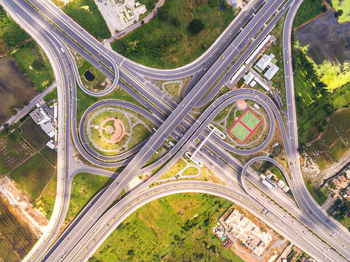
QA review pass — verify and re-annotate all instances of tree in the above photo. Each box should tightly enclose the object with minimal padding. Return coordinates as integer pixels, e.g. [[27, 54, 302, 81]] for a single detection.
[[2, 22, 30, 47], [335, 9, 343, 17], [322, 5, 327, 12], [188, 19, 204, 35]]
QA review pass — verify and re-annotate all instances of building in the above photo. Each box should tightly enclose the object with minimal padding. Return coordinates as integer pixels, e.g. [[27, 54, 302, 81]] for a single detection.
[[30, 102, 57, 149], [333, 178, 341, 187], [339, 175, 346, 183], [283, 186, 290, 193], [223, 209, 272, 256], [255, 54, 274, 72], [345, 169, 350, 179], [264, 64, 279, 80], [254, 53, 279, 81], [30, 107, 51, 125], [277, 179, 286, 189], [243, 72, 254, 85]]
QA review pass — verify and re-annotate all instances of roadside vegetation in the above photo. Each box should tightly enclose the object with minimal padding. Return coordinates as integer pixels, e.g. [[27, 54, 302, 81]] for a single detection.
[[63, 173, 110, 229], [305, 180, 329, 205], [112, 0, 237, 68], [61, 0, 111, 39], [90, 193, 243, 262], [328, 199, 350, 231]]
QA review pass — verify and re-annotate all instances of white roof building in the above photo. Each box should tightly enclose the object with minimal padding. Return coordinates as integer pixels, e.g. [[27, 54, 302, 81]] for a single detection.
[[255, 54, 274, 72], [264, 64, 279, 80], [277, 180, 286, 188], [243, 72, 254, 85], [30, 108, 51, 125], [283, 186, 290, 192], [40, 122, 55, 137]]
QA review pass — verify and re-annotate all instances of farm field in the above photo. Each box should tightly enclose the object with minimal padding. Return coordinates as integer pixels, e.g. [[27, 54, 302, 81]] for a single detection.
[[112, 0, 237, 68], [304, 108, 350, 171], [21, 118, 50, 151], [9, 154, 55, 201], [91, 193, 244, 262], [0, 133, 32, 174], [0, 197, 37, 262]]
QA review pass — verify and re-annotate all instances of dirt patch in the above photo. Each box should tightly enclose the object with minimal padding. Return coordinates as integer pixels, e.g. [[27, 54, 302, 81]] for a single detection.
[[0, 176, 48, 237], [295, 11, 350, 64], [0, 58, 37, 124]]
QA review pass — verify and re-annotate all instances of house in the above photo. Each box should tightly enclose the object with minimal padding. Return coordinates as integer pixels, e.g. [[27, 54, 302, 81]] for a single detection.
[[339, 175, 346, 183], [333, 178, 341, 187]]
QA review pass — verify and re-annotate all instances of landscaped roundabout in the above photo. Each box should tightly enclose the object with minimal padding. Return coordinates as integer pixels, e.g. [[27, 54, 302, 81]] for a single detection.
[[81, 103, 157, 157]]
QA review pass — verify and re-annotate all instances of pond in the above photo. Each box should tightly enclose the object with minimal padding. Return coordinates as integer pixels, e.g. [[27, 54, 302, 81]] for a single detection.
[[0, 58, 37, 124], [84, 70, 95, 81]]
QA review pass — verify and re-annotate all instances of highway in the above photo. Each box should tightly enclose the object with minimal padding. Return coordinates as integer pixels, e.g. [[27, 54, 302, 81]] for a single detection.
[[3, 0, 350, 261]]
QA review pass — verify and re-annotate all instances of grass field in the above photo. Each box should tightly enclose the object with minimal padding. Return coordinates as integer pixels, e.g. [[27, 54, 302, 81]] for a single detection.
[[9, 154, 55, 201], [40, 146, 57, 166], [160, 158, 188, 179], [230, 122, 251, 142], [64, 173, 110, 228], [240, 110, 261, 130], [0, 197, 37, 261], [112, 0, 237, 68], [229, 109, 261, 143], [332, 0, 350, 23], [90, 193, 243, 262], [35, 174, 57, 219], [21, 117, 49, 151], [293, 0, 322, 28], [62, 0, 111, 39]]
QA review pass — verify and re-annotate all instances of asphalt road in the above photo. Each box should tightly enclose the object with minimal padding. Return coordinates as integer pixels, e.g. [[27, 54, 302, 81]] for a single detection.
[[3, 0, 350, 261]]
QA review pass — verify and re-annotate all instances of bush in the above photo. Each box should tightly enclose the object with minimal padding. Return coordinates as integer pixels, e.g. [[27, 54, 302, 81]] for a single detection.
[[188, 19, 204, 35], [2, 22, 30, 47]]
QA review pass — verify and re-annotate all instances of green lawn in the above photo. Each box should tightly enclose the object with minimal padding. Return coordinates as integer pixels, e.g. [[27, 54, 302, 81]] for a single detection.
[[9, 154, 55, 201], [40, 147, 57, 166], [63, 0, 111, 39], [64, 173, 110, 227], [112, 0, 237, 68], [90, 193, 243, 262], [293, 0, 323, 28]]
